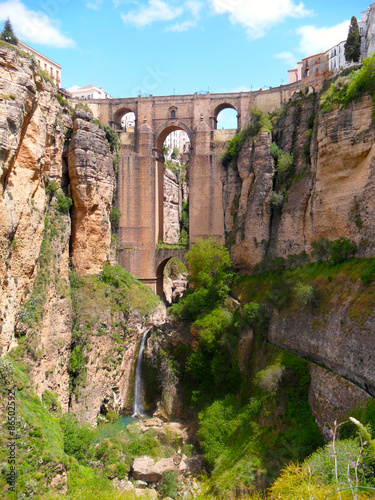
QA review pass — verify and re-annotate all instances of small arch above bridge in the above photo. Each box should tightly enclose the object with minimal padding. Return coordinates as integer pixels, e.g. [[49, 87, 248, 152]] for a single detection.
[[112, 106, 136, 130], [213, 102, 238, 130]]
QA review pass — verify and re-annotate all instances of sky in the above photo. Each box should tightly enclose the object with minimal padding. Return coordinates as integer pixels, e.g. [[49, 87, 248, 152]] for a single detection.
[[0, 0, 367, 106]]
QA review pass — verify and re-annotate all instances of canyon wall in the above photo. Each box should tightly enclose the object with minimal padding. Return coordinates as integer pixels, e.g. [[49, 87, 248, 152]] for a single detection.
[[0, 45, 164, 425], [223, 93, 375, 267], [222, 90, 375, 398]]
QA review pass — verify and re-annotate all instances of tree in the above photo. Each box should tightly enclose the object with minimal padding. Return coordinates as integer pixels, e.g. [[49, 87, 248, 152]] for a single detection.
[[345, 16, 361, 63], [1, 18, 18, 46]]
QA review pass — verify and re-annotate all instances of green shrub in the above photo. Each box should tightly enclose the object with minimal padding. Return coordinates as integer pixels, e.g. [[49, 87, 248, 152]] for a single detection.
[[331, 237, 357, 264], [45, 180, 58, 195], [270, 142, 282, 160], [159, 470, 180, 499], [42, 390, 60, 412], [311, 237, 333, 262], [266, 276, 293, 310], [198, 395, 238, 469], [360, 258, 375, 284], [109, 206, 121, 231], [242, 302, 269, 333], [269, 191, 284, 211], [60, 414, 95, 465], [222, 108, 270, 168], [56, 190, 73, 213], [276, 151, 294, 186], [0, 358, 14, 387], [294, 282, 318, 307]]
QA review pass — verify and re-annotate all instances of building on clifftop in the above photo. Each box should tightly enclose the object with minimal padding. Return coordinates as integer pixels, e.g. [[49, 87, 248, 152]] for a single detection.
[[18, 41, 61, 86], [68, 84, 112, 100]]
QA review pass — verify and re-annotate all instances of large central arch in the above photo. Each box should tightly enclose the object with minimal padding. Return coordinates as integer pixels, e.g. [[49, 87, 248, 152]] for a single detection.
[[155, 121, 193, 245]]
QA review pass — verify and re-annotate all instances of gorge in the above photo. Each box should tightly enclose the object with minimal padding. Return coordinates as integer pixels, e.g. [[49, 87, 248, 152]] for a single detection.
[[1, 42, 375, 499]]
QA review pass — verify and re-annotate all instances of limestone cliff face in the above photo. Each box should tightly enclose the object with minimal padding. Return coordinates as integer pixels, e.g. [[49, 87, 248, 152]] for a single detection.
[[0, 46, 68, 355], [0, 46, 147, 422], [274, 94, 375, 257], [223, 93, 375, 268], [222, 130, 274, 268], [69, 109, 115, 275]]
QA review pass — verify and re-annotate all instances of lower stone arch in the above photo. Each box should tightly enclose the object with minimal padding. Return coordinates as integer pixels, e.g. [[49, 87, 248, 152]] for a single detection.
[[155, 249, 187, 299]]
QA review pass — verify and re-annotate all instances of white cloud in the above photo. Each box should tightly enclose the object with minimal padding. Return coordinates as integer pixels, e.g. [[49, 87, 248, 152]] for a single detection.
[[166, 19, 197, 31], [0, 0, 75, 48], [86, 0, 104, 10], [121, 0, 183, 27], [208, 0, 312, 39], [165, 1, 202, 31], [275, 51, 297, 66], [296, 21, 349, 56]]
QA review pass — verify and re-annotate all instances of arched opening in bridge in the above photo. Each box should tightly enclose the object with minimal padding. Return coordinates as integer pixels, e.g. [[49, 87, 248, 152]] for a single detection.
[[156, 126, 191, 247], [113, 108, 136, 132], [214, 103, 238, 130], [156, 257, 187, 302]]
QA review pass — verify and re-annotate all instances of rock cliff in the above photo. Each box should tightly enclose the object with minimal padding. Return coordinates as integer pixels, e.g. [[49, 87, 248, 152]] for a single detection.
[[223, 92, 375, 268], [0, 45, 163, 425]]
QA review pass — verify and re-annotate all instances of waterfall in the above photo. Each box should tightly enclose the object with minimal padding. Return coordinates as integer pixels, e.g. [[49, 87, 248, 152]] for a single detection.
[[132, 329, 150, 417]]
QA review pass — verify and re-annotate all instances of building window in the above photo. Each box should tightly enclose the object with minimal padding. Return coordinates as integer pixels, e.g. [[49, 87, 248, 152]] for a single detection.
[[56, 71, 59, 81], [37, 59, 40, 66], [171, 110, 176, 118], [50, 67, 53, 76]]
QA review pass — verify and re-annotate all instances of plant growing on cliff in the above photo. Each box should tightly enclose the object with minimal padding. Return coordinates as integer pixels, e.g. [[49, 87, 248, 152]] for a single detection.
[[170, 237, 233, 320], [109, 206, 121, 231], [56, 190, 73, 213], [221, 108, 270, 169], [345, 16, 361, 63], [0, 18, 18, 46], [321, 53, 375, 119]]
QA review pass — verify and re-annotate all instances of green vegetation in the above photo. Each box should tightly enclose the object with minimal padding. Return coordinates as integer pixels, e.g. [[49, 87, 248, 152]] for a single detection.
[[0, 18, 18, 46], [69, 263, 160, 397], [321, 54, 375, 118], [16, 206, 70, 357], [38, 68, 55, 86], [109, 206, 121, 231], [345, 16, 361, 63], [0, 357, 183, 499], [221, 107, 271, 168], [170, 237, 233, 321]]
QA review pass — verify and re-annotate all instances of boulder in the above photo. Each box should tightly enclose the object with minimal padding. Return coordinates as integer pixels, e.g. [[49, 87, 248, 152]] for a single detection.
[[132, 456, 176, 482]]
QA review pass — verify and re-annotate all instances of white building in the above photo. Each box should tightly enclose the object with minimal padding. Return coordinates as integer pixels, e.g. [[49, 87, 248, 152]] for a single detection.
[[164, 130, 190, 155], [18, 41, 61, 86], [69, 84, 112, 100], [327, 41, 347, 72]]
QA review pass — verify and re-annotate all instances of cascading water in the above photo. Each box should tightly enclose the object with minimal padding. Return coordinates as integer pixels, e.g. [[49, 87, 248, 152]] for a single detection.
[[132, 329, 150, 417]]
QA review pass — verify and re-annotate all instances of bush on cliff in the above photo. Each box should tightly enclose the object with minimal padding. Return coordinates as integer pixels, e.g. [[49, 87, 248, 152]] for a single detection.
[[221, 107, 271, 168], [170, 237, 233, 320]]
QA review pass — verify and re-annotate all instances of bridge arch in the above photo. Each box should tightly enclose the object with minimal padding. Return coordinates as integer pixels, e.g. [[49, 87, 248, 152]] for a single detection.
[[213, 102, 238, 130], [155, 121, 193, 151], [155, 122, 192, 245], [155, 249, 187, 299], [113, 106, 136, 131]]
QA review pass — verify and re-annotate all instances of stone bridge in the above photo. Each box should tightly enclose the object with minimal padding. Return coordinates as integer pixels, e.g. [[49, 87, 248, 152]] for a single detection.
[[86, 83, 301, 295]]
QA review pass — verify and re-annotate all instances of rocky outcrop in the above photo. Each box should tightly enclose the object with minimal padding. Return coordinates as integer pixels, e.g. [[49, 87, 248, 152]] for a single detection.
[[222, 93, 375, 268], [221, 130, 274, 269], [0, 46, 69, 355], [309, 364, 370, 440], [68, 109, 115, 275], [267, 279, 375, 397]]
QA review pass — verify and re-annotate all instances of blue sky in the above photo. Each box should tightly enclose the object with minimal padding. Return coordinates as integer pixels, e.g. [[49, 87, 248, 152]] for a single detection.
[[0, 0, 367, 100]]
